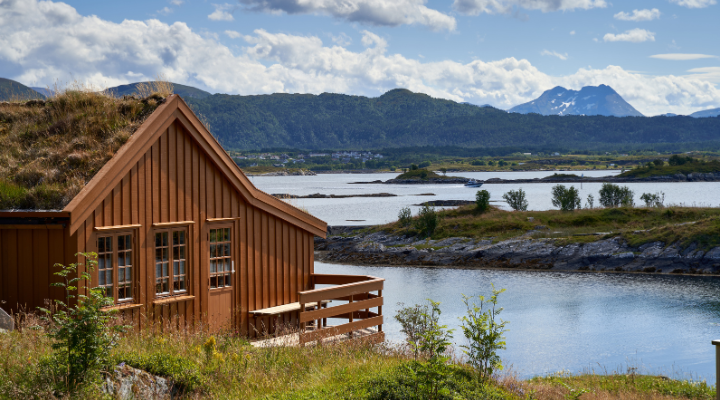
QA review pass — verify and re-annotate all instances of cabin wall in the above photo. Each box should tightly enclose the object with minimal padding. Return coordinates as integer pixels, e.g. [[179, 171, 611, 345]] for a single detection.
[[78, 120, 314, 335], [0, 226, 76, 315]]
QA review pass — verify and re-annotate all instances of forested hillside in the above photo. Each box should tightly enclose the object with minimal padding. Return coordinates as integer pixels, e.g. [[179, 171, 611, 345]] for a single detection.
[[185, 89, 720, 151]]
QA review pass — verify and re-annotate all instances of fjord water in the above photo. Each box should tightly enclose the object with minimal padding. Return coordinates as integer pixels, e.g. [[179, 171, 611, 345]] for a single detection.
[[250, 170, 720, 226], [252, 171, 720, 382], [316, 262, 720, 383]]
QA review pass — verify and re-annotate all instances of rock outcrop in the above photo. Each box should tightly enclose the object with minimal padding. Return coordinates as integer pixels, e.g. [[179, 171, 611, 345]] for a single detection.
[[316, 229, 720, 274]]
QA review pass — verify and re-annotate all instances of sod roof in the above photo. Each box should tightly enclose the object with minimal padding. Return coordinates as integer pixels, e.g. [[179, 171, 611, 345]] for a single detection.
[[0, 91, 168, 210]]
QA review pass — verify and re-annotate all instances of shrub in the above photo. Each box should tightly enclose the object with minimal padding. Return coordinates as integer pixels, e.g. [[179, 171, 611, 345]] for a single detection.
[[398, 206, 413, 227], [459, 285, 508, 381], [39, 253, 127, 394], [408, 300, 455, 400], [487, 160, 496, 166], [497, 160, 507, 167], [669, 154, 694, 166], [585, 194, 595, 209], [598, 183, 634, 208], [418, 161, 431, 168], [551, 185, 582, 211], [653, 159, 664, 167], [640, 192, 665, 208], [501, 189, 528, 211], [470, 160, 486, 166], [475, 190, 491, 213], [415, 204, 439, 237], [410, 164, 419, 170]]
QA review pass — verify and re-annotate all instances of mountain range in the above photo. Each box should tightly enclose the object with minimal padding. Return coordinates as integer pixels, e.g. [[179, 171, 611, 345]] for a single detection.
[[509, 85, 644, 117]]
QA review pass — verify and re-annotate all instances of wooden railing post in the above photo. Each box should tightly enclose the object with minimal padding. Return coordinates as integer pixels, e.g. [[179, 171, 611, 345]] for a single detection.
[[349, 295, 354, 338], [378, 289, 383, 333], [713, 340, 720, 400], [300, 302, 306, 347]]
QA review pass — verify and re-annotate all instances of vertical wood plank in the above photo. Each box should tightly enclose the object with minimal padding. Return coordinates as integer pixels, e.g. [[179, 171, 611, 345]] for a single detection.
[[152, 142, 160, 224], [33, 230, 49, 309], [192, 143, 201, 319], [246, 206, 255, 332], [18, 230, 33, 309], [177, 127, 185, 222], [239, 201, 248, 336], [138, 154, 148, 309], [160, 129, 169, 223], [261, 213, 269, 308], [168, 123, 177, 222], [184, 131, 192, 223], [206, 157, 214, 219], [199, 152, 208, 321], [215, 173, 222, 219], [131, 165, 139, 225], [145, 152, 154, 311], [122, 174, 130, 225], [3, 231, 18, 310], [275, 219, 282, 306], [113, 184, 121, 226], [283, 223, 290, 305], [48, 229, 65, 302], [253, 209, 261, 311], [268, 216, 276, 307]]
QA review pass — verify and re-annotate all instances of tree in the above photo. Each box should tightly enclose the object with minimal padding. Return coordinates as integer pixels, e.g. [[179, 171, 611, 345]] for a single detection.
[[460, 285, 508, 381], [475, 190, 491, 213], [502, 189, 528, 211], [551, 185, 581, 211], [415, 204, 439, 237], [653, 159, 664, 167], [439, 167, 447, 176], [640, 192, 665, 208], [586, 194, 595, 209], [410, 164, 419, 170], [398, 206, 412, 227], [598, 183, 634, 208]]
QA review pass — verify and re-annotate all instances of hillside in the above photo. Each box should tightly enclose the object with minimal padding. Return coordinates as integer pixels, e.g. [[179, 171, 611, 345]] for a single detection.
[[0, 78, 45, 101], [509, 85, 644, 117], [184, 88, 720, 151], [107, 81, 212, 99], [691, 108, 720, 118]]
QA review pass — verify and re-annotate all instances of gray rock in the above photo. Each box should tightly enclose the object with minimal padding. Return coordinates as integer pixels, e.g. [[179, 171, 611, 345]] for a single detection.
[[103, 365, 175, 400]]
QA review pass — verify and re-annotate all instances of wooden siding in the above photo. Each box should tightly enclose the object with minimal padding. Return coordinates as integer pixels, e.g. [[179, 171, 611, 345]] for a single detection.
[[73, 120, 315, 335]]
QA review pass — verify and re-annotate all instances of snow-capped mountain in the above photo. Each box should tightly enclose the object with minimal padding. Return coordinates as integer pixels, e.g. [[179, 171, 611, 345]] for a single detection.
[[690, 108, 720, 118], [509, 85, 644, 117]]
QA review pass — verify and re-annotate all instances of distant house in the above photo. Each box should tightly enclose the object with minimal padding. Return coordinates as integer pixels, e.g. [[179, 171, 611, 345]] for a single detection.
[[0, 94, 384, 340]]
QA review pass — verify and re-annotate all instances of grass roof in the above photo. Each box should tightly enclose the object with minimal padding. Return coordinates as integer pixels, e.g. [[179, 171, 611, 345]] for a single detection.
[[0, 83, 172, 210]]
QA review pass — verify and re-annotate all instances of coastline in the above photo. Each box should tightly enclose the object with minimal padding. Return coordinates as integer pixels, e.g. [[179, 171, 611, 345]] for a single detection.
[[315, 225, 720, 276]]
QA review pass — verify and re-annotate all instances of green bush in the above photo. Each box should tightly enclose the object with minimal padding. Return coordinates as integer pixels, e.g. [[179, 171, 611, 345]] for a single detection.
[[598, 183, 634, 208], [470, 160, 486, 166], [398, 207, 413, 227], [459, 286, 508, 381], [414, 205, 439, 237], [501, 189, 528, 211], [640, 192, 665, 208], [551, 185, 582, 211], [475, 190, 491, 213], [39, 253, 128, 394]]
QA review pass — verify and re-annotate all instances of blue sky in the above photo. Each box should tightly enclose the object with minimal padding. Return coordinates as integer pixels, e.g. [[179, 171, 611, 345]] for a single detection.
[[1, 0, 719, 115]]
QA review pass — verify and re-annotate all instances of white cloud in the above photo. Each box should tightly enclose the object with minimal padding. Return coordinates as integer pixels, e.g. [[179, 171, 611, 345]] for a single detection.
[[209, 3, 235, 21], [651, 53, 717, 60], [169, 0, 184, 5], [453, 0, 606, 15], [329, 32, 352, 47], [157, 6, 173, 15], [669, 0, 716, 8], [604, 28, 655, 43], [225, 30, 242, 39], [686, 67, 720, 83], [237, 0, 456, 31], [614, 8, 661, 21], [2, 0, 719, 116], [541, 50, 568, 60], [570, 30, 576, 35]]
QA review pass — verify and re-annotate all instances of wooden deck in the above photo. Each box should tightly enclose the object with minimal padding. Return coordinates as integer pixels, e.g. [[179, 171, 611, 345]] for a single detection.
[[251, 327, 384, 348]]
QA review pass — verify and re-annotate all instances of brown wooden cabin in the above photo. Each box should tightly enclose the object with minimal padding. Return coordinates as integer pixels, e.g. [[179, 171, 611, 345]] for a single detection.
[[0, 95, 383, 342]]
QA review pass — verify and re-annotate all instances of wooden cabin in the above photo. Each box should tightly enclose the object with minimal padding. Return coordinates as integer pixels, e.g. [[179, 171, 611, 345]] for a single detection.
[[0, 94, 383, 341]]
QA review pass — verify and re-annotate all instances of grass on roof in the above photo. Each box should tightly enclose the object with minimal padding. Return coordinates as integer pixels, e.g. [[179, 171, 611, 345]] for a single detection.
[[0, 82, 172, 210]]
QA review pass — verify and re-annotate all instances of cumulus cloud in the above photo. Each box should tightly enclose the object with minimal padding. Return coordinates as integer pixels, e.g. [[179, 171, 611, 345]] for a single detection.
[[2, 0, 719, 116], [541, 50, 568, 60], [453, 0, 606, 15], [614, 8, 661, 21], [604, 28, 655, 43], [225, 30, 242, 38], [669, 0, 716, 8], [157, 7, 173, 15], [237, 0, 456, 31], [169, 0, 184, 5], [209, 3, 235, 21], [570, 30, 576, 35], [686, 67, 720, 83], [651, 53, 717, 60]]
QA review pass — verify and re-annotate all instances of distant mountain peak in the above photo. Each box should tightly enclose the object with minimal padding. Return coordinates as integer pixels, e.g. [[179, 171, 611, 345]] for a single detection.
[[509, 84, 643, 117], [690, 107, 720, 118]]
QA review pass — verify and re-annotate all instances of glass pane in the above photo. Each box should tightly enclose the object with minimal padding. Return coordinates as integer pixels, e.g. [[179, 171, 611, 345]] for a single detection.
[[178, 246, 185, 260], [173, 231, 179, 246], [210, 230, 216, 243], [99, 270, 105, 285], [126, 235, 132, 250], [179, 231, 185, 244], [127, 267, 133, 282], [155, 233, 162, 247], [106, 237, 112, 252], [174, 261, 179, 275], [173, 279, 180, 291], [210, 276, 217, 288], [126, 252, 131, 267], [155, 248, 162, 263], [163, 264, 168, 277], [210, 260, 216, 273], [162, 232, 168, 247], [173, 246, 179, 261], [224, 243, 230, 257], [162, 248, 168, 262], [118, 253, 125, 267], [118, 236, 125, 251], [107, 272, 113, 285], [98, 237, 105, 252], [178, 278, 185, 291], [163, 280, 169, 293], [155, 283, 162, 294], [118, 286, 125, 299], [98, 257, 105, 269], [156, 264, 162, 278], [225, 274, 231, 287], [179, 261, 185, 274], [210, 244, 216, 258], [226, 228, 230, 241]]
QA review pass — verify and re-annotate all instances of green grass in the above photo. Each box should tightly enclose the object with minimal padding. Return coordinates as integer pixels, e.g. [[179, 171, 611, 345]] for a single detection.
[[619, 161, 720, 178], [377, 205, 720, 250]]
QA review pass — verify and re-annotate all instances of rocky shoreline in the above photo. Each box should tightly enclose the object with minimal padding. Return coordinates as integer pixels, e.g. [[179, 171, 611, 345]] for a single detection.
[[315, 226, 720, 275]]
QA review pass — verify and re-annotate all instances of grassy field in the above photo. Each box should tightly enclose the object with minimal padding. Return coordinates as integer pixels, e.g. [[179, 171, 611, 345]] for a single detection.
[[618, 161, 720, 178], [0, 316, 714, 399], [378, 205, 720, 250]]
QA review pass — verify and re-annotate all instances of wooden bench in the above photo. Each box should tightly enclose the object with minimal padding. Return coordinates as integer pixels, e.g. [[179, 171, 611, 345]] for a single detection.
[[249, 300, 331, 334]]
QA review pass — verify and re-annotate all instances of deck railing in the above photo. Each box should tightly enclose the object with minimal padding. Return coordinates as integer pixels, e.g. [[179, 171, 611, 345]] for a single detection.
[[298, 274, 384, 346]]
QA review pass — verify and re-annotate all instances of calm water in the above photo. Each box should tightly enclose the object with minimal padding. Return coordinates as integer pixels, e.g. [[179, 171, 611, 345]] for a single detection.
[[250, 171, 720, 226], [252, 172, 720, 382], [317, 262, 720, 383]]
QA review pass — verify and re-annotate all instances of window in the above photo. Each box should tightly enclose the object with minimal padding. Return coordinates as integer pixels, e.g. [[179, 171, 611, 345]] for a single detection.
[[96, 233, 134, 303], [155, 229, 187, 296], [209, 227, 232, 289]]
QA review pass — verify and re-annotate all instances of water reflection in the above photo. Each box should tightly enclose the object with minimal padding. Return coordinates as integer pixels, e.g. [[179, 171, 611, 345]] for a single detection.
[[316, 262, 720, 382]]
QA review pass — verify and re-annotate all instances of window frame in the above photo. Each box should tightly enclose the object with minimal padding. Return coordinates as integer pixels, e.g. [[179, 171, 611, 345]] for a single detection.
[[95, 230, 136, 305], [153, 227, 190, 298], [207, 224, 234, 290]]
